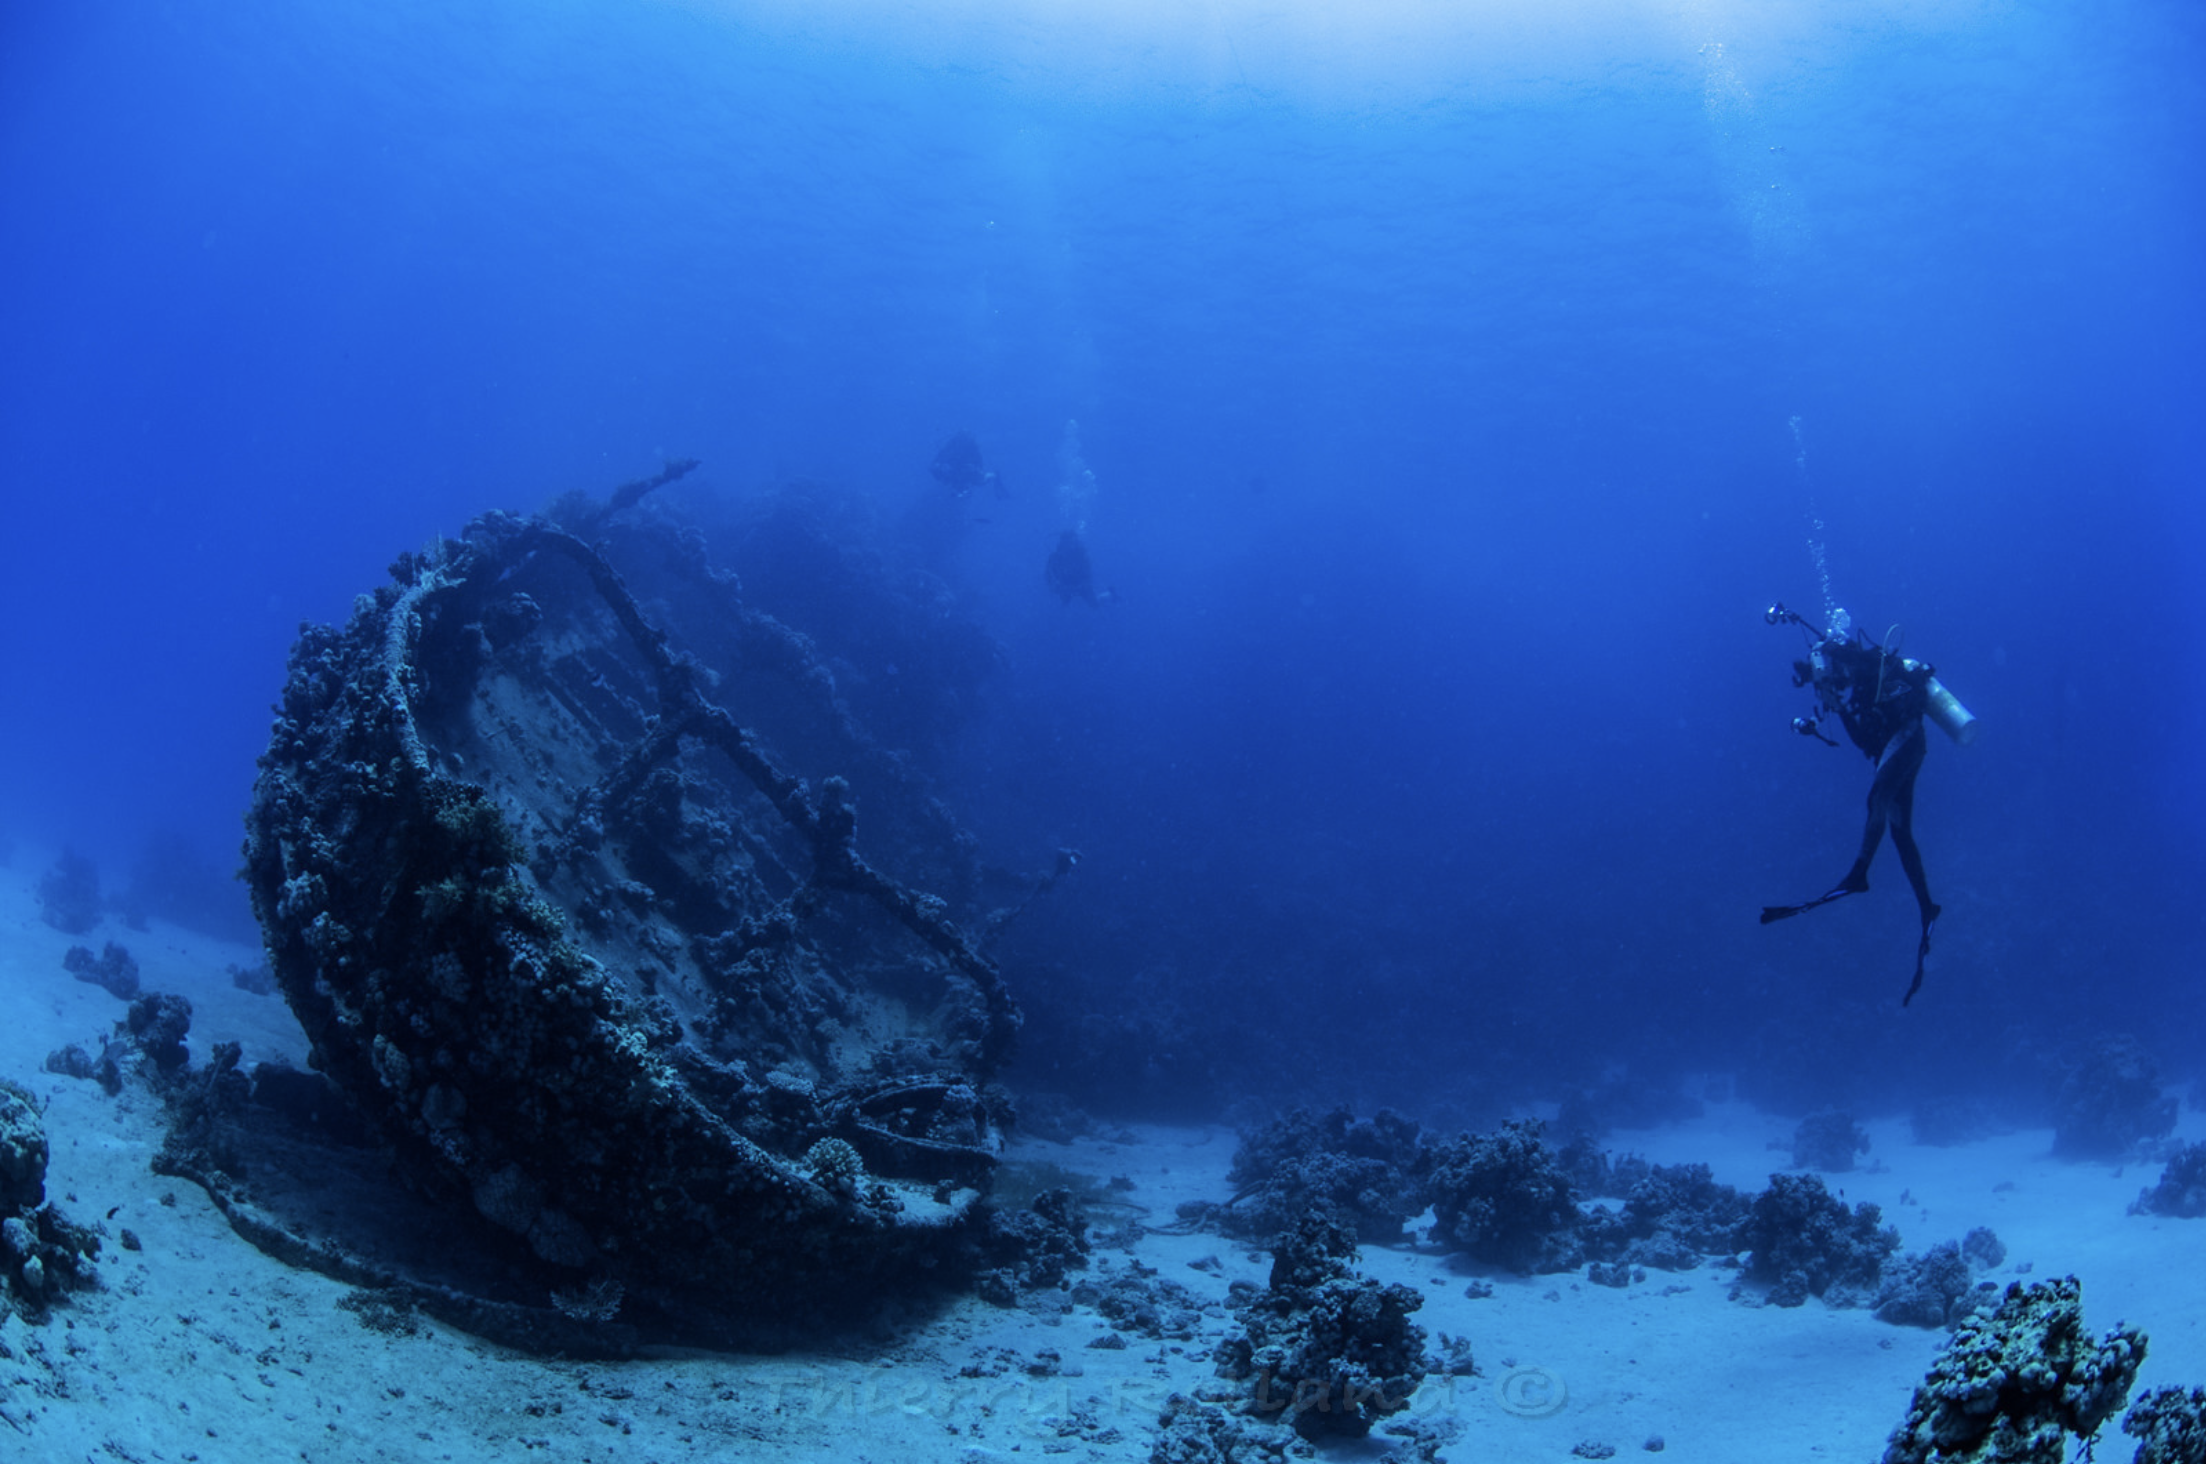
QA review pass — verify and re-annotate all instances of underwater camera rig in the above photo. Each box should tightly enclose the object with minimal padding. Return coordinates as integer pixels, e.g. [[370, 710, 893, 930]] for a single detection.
[[1766, 601, 1979, 747]]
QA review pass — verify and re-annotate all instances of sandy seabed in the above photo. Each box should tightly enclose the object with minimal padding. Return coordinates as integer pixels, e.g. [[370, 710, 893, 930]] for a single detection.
[[2, 857, 2199, 1464]]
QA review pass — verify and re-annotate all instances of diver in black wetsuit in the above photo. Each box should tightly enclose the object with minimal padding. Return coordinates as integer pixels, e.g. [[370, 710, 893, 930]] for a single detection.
[[1760, 604, 1977, 1005], [1045, 528, 1113, 606], [930, 430, 1005, 499]]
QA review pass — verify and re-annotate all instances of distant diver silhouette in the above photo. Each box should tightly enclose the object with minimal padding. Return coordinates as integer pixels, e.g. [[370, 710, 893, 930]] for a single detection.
[[930, 430, 1005, 499], [1045, 528, 1112, 606], [1759, 603, 1978, 1005]]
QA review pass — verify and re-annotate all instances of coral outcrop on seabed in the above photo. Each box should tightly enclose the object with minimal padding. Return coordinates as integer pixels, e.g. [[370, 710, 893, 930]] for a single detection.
[[232, 465, 1057, 1339], [1074, 1261, 1219, 1342], [2052, 1035, 2177, 1159], [1425, 1118, 1582, 1273], [1556, 1131, 1653, 1200], [1191, 1107, 2005, 1332], [2124, 1387, 2206, 1464], [2130, 1143, 2206, 1219], [0, 1081, 101, 1319], [1215, 1210, 1430, 1441], [1880, 1277, 2143, 1464], [1217, 1106, 1432, 1244], [0, 1089, 49, 1240], [975, 1187, 1090, 1306], [35, 849, 101, 934], [1148, 1391, 1298, 1464], [1146, 1204, 1435, 1459], [1737, 1173, 1898, 1307], [1791, 1108, 1871, 1172], [1578, 1162, 1752, 1274], [1873, 1237, 2002, 1330], [62, 941, 139, 1000], [123, 993, 193, 1074]]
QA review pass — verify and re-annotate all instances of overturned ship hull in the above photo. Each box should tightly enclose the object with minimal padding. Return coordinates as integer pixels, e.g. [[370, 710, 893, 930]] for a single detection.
[[243, 479, 1020, 1327]]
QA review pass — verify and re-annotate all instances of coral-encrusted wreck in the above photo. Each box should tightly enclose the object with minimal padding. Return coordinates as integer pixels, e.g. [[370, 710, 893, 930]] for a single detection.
[[243, 465, 1026, 1334]]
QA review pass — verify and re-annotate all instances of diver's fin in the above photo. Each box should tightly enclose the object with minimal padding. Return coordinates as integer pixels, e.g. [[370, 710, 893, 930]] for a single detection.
[[1900, 909, 1939, 1007], [1760, 881, 1862, 924]]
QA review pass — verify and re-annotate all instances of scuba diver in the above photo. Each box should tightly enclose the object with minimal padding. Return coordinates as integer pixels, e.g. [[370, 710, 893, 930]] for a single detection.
[[1759, 603, 1978, 1005], [1045, 528, 1114, 606], [930, 430, 1006, 499]]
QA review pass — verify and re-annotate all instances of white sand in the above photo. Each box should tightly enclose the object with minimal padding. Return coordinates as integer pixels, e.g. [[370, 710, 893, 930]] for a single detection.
[[2, 851, 2197, 1462]]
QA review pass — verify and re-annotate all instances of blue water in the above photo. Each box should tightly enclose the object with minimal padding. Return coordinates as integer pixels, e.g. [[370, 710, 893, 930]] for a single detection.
[[2, 0, 2201, 1112]]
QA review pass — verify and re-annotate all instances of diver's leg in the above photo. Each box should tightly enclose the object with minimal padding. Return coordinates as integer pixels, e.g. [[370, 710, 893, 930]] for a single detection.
[[1760, 732, 1910, 925], [1760, 797, 1884, 924], [1835, 793, 1889, 896], [1890, 809, 1937, 924], [1897, 837, 1937, 1006], [1879, 728, 1939, 1004], [1850, 727, 1927, 884], [1877, 731, 1934, 912]]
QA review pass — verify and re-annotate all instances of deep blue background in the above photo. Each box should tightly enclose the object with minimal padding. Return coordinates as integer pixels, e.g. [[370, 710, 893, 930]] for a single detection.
[[4, 0, 2200, 1115]]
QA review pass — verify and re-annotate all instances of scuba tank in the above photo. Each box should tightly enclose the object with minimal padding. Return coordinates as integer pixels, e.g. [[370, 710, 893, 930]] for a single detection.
[[1903, 658, 1980, 746]]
